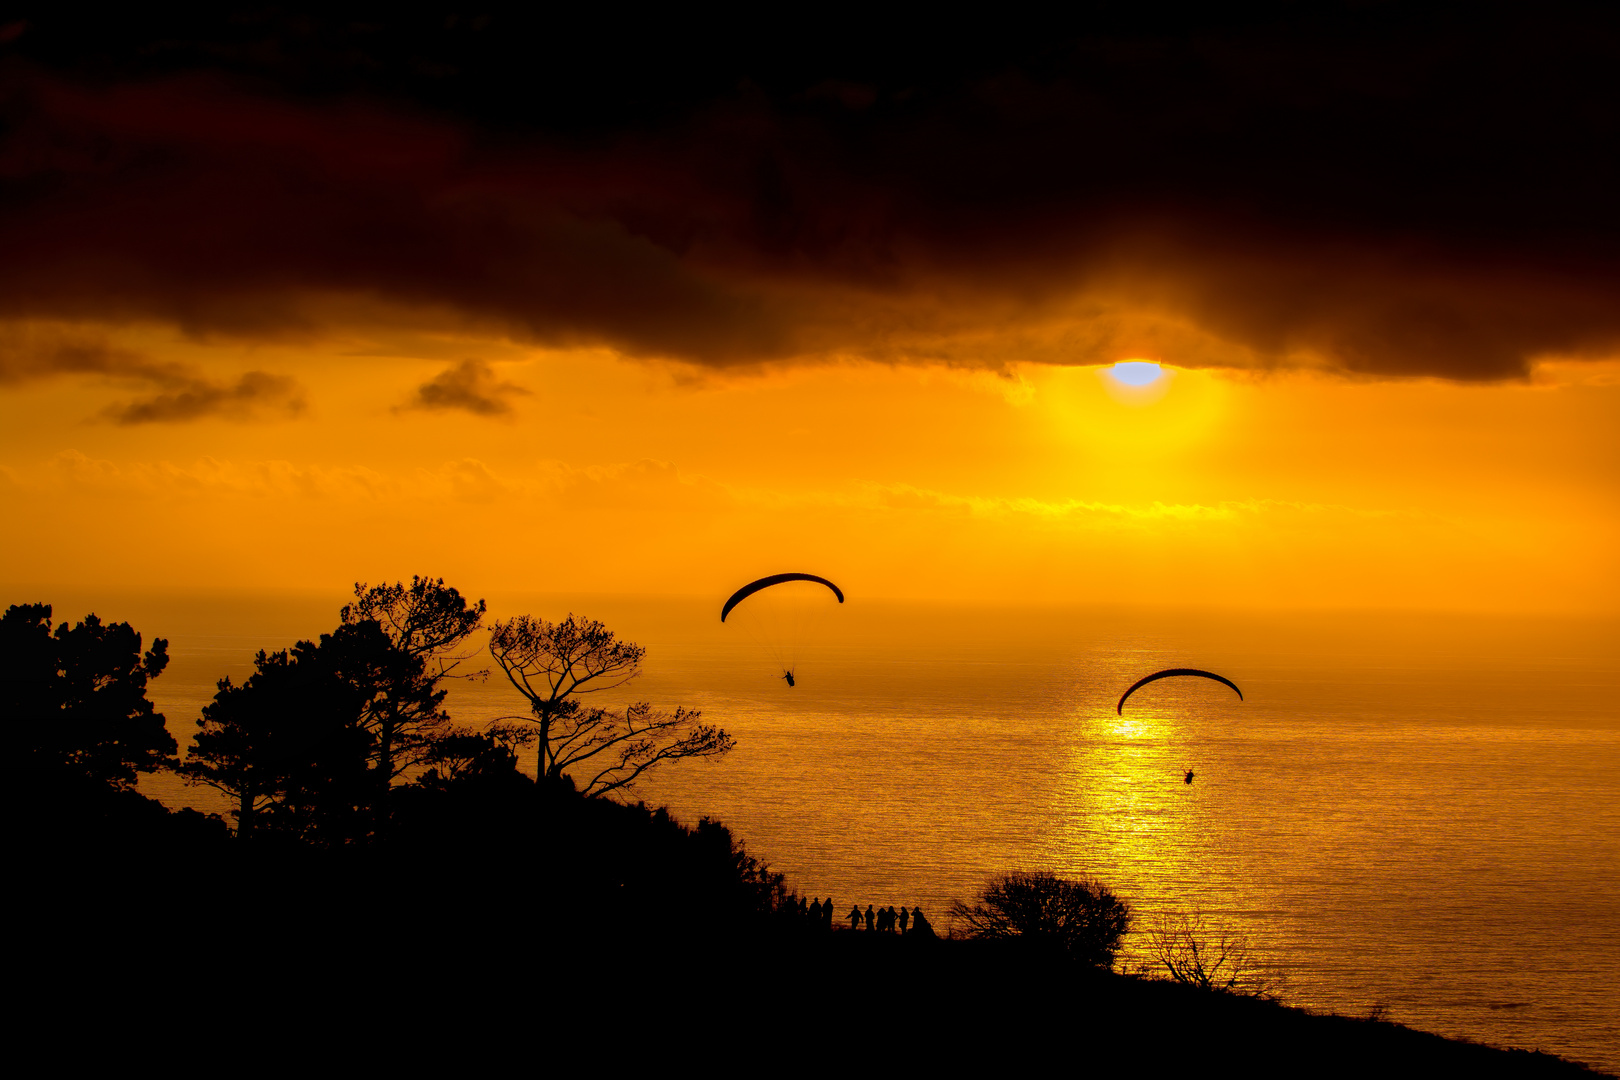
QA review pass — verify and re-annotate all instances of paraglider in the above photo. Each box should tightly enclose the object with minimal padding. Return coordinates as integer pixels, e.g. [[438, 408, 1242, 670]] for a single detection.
[[1116, 668, 1243, 714], [1184, 769, 1196, 785], [721, 573, 844, 686], [720, 573, 844, 622]]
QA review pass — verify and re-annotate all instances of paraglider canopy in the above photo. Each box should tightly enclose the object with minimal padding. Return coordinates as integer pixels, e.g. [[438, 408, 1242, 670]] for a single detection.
[[720, 573, 844, 622], [1117, 668, 1243, 715]]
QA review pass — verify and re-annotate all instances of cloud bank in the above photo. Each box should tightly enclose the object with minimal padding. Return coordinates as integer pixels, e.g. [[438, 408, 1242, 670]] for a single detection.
[[3, 6, 1620, 380]]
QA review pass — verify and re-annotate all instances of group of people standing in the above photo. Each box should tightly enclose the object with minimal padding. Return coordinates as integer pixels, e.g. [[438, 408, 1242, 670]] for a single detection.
[[850, 902, 931, 936], [788, 896, 934, 937]]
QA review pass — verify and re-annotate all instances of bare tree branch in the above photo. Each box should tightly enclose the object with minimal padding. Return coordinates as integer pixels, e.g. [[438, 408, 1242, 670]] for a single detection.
[[488, 614, 733, 796]]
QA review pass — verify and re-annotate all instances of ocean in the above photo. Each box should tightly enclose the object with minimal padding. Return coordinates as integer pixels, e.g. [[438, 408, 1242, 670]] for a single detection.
[[21, 587, 1619, 1072]]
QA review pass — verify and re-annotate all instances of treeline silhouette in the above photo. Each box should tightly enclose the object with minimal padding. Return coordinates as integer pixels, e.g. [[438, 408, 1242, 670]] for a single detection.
[[1, 584, 793, 951], [2, 587, 1604, 1077]]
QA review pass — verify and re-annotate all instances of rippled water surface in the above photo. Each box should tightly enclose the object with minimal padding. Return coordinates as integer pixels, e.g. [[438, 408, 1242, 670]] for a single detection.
[[43, 589, 1618, 1073]]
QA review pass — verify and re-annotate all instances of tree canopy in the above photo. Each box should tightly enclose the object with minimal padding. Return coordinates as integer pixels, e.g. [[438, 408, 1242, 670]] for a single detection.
[[1, 602, 177, 787], [341, 576, 486, 669], [182, 636, 374, 843]]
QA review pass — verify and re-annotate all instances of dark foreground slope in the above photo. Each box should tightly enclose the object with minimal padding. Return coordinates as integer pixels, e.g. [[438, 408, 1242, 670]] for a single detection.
[[6, 778, 1609, 1077], [687, 933, 1608, 1078], [34, 927, 1592, 1076]]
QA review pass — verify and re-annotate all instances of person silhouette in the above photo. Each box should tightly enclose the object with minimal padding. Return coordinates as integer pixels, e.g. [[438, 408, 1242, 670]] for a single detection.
[[824, 898, 834, 931], [849, 905, 862, 931], [809, 897, 822, 924], [1184, 769, 1195, 784], [782, 669, 795, 687], [865, 904, 875, 932], [898, 906, 910, 935], [911, 907, 934, 938]]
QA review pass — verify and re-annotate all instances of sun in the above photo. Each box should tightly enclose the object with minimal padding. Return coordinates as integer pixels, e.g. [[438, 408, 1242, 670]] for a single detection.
[[1110, 360, 1164, 386]]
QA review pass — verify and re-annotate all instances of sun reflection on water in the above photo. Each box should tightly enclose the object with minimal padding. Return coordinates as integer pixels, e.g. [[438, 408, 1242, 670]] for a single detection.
[[1044, 702, 1273, 978], [1108, 715, 1164, 741]]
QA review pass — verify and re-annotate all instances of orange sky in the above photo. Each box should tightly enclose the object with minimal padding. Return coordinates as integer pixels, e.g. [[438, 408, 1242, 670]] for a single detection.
[[3, 317, 1615, 615], [5, 12, 1620, 618]]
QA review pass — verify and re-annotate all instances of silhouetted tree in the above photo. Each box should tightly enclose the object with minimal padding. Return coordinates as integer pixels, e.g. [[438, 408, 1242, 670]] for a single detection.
[[1, 603, 177, 786], [488, 613, 733, 796], [183, 582, 481, 843], [949, 871, 1131, 968], [319, 616, 447, 835], [182, 638, 372, 843], [339, 578, 485, 797]]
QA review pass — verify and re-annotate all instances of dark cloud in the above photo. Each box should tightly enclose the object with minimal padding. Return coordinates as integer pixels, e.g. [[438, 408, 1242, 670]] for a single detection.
[[103, 371, 306, 425], [0, 323, 305, 422], [3, 5, 1620, 379], [0, 324, 186, 385], [400, 359, 529, 417]]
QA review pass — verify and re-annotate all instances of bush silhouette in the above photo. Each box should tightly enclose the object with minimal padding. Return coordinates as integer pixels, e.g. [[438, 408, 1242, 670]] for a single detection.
[[950, 871, 1131, 968]]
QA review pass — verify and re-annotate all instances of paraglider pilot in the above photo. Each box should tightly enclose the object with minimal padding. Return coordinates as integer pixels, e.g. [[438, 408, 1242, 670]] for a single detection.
[[782, 668, 795, 687]]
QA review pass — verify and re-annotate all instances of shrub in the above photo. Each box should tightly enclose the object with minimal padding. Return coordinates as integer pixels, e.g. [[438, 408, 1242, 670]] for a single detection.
[[949, 871, 1131, 968], [1146, 909, 1283, 997]]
